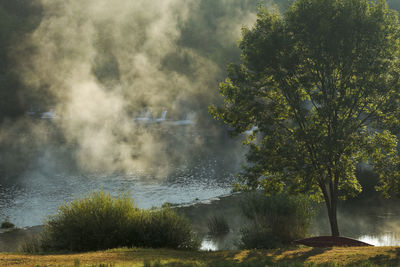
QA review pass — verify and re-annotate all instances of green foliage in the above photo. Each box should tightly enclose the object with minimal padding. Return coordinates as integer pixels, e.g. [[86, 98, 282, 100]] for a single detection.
[[210, 0, 400, 236], [41, 191, 137, 251], [207, 215, 230, 236], [1, 220, 14, 229], [239, 192, 314, 249], [40, 191, 199, 252], [128, 208, 201, 250]]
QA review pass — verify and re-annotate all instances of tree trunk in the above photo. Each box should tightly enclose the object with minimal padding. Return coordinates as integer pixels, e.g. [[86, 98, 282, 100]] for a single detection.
[[327, 203, 340, 236], [321, 182, 340, 236]]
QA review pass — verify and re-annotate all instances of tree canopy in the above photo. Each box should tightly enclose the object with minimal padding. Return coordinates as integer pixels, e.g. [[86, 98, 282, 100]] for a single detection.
[[210, 0, 400, 236]]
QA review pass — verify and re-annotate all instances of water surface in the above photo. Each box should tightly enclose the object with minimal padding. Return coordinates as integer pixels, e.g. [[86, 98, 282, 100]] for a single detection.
[[0, 160, 234, 227]]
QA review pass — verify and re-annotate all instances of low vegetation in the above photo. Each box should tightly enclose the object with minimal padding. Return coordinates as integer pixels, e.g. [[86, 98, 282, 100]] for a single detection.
[[239, 192, 315, 249], [18, 191, 314, 253], [32, 191, 199, 252], [0, 219, 14, 229], [207, 215, 230, 236]]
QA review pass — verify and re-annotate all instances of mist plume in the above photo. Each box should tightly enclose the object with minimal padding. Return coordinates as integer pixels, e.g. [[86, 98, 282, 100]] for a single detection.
[[3, 0, 278, 178]]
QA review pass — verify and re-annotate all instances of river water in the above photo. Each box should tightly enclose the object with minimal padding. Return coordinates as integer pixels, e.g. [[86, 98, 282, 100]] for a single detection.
[[0, 159, 235, 227], [2, 158, 400, 249]]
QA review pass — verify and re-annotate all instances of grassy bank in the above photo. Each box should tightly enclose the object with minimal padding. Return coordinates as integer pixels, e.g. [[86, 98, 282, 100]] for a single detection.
[[1, 246, 400, 266]]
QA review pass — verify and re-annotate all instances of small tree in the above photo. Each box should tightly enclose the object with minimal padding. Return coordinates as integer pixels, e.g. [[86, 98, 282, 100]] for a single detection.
[[210, 0, 400, 236]]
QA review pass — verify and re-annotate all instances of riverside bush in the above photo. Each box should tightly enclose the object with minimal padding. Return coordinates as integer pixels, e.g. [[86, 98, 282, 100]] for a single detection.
[[239, 192, 314, 249], [207, 215, 229, 236], [41, 191, 199, 252], [1, 217, 15, 229], [135, 208, 200, 249]]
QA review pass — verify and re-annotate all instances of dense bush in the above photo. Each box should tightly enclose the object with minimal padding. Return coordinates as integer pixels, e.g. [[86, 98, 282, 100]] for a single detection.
[[239, 192, 314, 249], [129, 208, 200, 250], [1, 219, 14, 229], [40, 191, 199, 252], [207, 215, 230, 236]]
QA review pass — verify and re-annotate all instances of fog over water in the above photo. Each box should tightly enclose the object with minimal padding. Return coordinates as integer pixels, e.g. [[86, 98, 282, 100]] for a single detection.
[[1, 0, 275, 226], [2, 0, 270, 177]]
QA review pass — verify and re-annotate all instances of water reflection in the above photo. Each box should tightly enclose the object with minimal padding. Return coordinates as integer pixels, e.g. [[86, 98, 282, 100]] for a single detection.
[[202, 233, 400, 251], [200, 239, 218, 251], [198, 201, 400, 251], [359, 233, 400, 246], [200, 233, 239, 251]]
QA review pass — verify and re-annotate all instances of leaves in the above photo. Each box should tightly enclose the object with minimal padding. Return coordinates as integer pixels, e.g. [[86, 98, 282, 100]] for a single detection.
[[211, 0, 400, 201]]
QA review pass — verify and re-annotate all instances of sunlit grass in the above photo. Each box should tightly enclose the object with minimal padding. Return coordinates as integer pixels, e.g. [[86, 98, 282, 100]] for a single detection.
[[1, 246, 400, 266]]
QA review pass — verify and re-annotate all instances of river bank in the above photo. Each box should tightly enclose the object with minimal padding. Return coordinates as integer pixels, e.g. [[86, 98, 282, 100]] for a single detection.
[[0, 225, 43, 252], [0, 193, 244, 252], [2, 191, 400, 252]]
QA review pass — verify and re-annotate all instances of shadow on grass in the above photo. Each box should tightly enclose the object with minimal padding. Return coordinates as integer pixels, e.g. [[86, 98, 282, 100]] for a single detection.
[[136, 246, 332, 267], [346, 247, 400, 267], [273, 247, 332, 263], [95, 246, 400, 267], [234, 247, 332, 266]]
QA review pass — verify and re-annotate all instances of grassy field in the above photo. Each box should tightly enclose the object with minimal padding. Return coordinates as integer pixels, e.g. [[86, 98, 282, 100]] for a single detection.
[[1, 246, 400, 267]]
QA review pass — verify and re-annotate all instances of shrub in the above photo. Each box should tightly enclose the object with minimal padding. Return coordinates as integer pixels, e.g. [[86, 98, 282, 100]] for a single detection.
[[1, 218, 15, 229], [41, 190, 199, 252], [207, 215, 229, 236], [129, 208, 200, 250], [239, 192, 314, 249], [41, 191, 137, 251], [147, 208, 199, 249]]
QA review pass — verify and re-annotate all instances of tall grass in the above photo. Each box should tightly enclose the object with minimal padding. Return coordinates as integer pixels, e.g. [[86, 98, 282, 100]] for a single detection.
[[207, 215, 229, 236], [239, 192, 315, 249]]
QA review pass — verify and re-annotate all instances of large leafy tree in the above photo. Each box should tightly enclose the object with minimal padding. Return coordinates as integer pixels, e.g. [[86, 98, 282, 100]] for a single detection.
[[210, 0, 400, 236]]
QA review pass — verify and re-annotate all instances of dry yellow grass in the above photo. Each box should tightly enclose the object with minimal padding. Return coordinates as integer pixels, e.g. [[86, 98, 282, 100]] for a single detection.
[[0, 246, 399, 266]]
